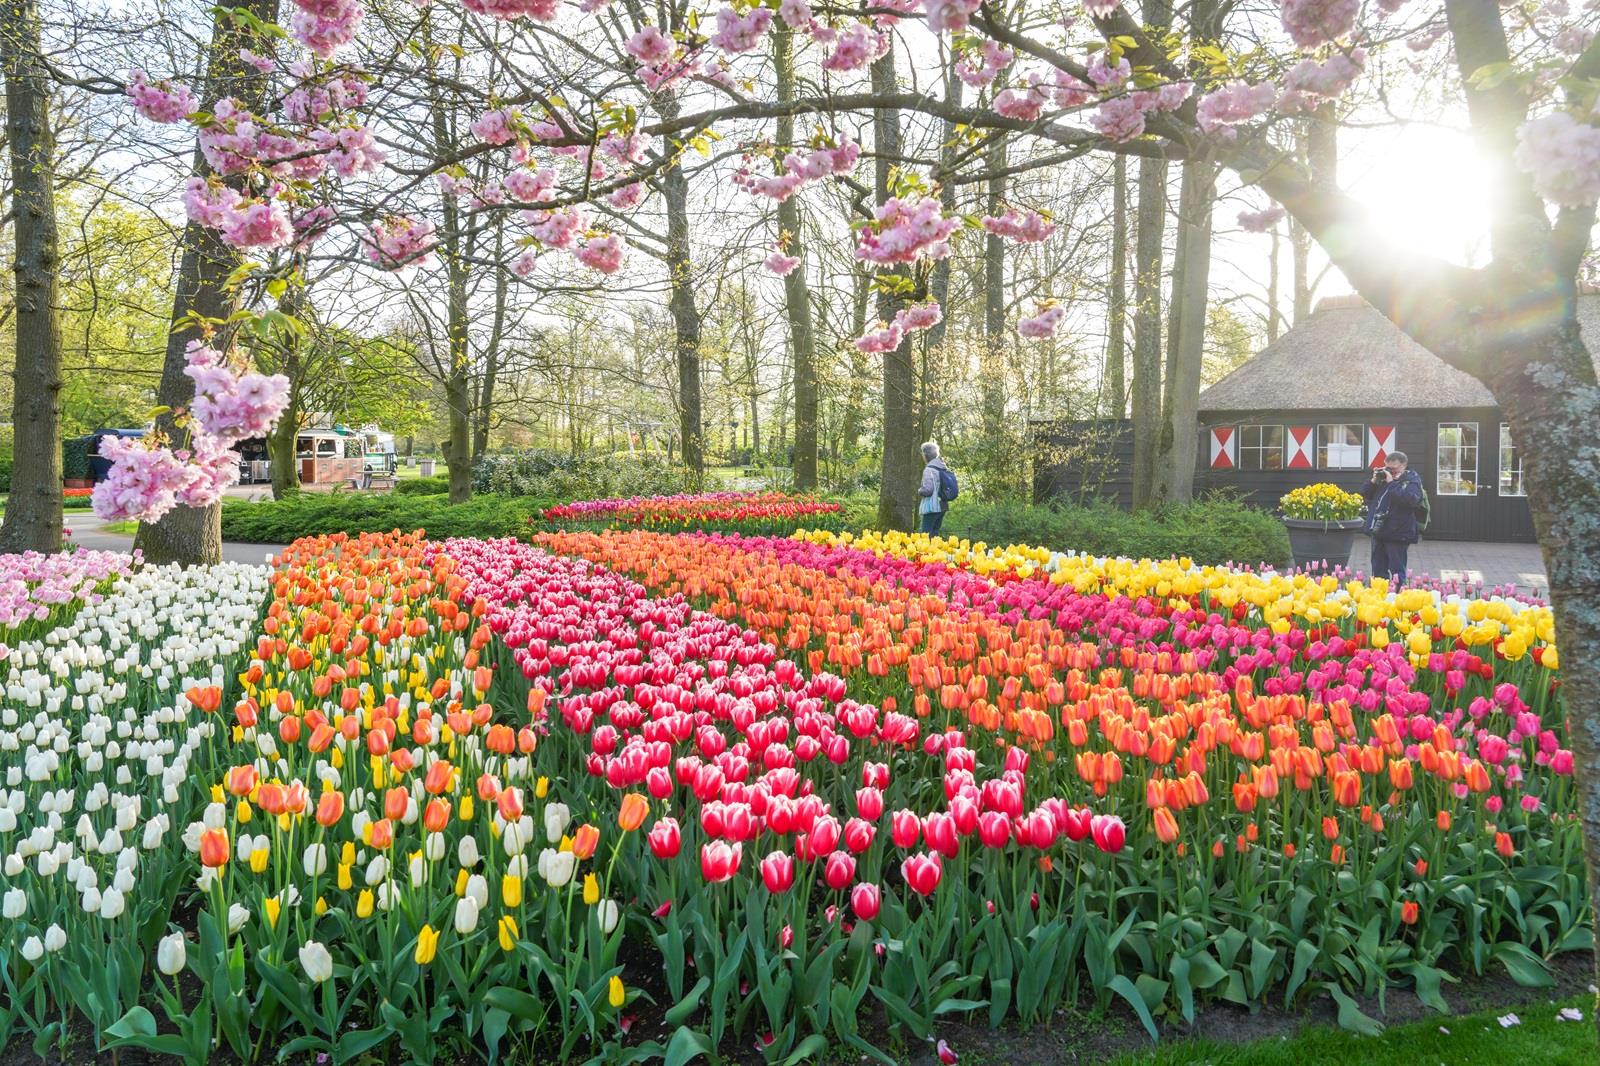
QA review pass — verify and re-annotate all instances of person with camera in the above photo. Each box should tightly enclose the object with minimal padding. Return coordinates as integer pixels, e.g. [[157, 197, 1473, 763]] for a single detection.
[[1359, 451, 1424, 584]]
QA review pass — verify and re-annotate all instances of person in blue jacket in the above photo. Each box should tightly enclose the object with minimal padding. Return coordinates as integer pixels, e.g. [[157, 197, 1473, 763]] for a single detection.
[[1359, 451, 1424, 584], [916, 441, 952, 535]]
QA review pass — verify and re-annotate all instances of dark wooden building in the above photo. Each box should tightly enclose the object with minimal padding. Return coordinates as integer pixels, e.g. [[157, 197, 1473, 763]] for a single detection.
[[1035, 292, 1600, 543]]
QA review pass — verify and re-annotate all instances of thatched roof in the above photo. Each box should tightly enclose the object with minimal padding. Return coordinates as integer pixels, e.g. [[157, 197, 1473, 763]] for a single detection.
[[1199, 291, 1600, 413]]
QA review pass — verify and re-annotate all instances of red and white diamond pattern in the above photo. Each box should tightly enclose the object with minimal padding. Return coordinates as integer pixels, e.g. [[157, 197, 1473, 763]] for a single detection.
[[1209, 427, 1236, 469], [1368, 425, 1395, 468]]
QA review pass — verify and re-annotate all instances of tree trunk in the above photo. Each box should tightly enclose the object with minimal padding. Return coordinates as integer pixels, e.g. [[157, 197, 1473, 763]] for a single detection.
[[1129, 153, 1167, 509], [1154, 156, 1216, 504], [773, 26, 817, 489], [134, 0, 277, 566], [472, 225, 509, 461], [0, 0, 62, 555], [1106, 154, 1128, 417], [871, 48, 918, 532], [926, 54, 962, 359], [658, 92, 703, 479], [267, 407, 299, 499]]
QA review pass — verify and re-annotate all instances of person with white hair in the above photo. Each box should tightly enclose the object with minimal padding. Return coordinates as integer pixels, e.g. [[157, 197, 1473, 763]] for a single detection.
[[916, 441, 958, 534]]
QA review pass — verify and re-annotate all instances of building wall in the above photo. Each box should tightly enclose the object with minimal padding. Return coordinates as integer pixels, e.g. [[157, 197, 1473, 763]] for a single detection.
[[1031, 408, 1536, 543], [1196, 406, 1534, 543]]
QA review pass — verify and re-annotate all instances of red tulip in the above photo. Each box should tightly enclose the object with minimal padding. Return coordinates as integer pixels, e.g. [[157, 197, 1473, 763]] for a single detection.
[[901, 852, 943, 896], [977, 811, 1011, 849], [923, 812, 959, 857], [890, 809, 921, 849], [936, 1038, 959, 1064], [760, 851, 795, 893], [1060, 807, 1092, 842], [809, 814, 840, 855], [824, 851, 856, 890], [701, 840, 743, 883], [1090, 814, 1126, 854], [854, 787, 884, 821], [843, 817, 876, 853], [850, 882, 881, 921]]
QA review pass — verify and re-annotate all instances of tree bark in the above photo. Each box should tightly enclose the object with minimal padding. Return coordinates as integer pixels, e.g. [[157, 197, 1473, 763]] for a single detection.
[[871, 47, 918, 532], [926, 55, 962, 359], [134, 0, 277, 565], [1105, 154, 1127, 417], [1154, 155, 1216, 504], [1129, 153, 1167, 509], [980, 134, 1008, 493], [0, 0, 63, 555], [774, 26, 817, 489], [472, 223, 509, 461], [267, 405, 299, 499], [658, 91, 703, 478]]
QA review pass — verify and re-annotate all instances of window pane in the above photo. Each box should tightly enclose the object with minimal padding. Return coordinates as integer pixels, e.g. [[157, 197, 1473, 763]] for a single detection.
[[1318, 424, 1364, 469], [1499, 423, 1524, 496], [1437, 422, 1478, 495]]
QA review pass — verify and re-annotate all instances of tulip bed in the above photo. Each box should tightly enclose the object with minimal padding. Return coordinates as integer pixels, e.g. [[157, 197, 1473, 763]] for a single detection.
[[0, 526, 1589, 1065], [538, 490, 848, 535]]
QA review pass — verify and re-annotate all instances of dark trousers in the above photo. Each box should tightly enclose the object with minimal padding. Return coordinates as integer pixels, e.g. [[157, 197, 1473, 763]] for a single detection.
[[1370, 537, 1409, 585], [919, 509, 946, 535]]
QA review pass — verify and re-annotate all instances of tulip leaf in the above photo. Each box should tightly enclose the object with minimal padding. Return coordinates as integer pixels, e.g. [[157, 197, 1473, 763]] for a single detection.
[[663, 1025, 714, 1066], [1324, 982, 1384, 1036], [782, 1034, 830, 1065], [664, 975, 709, 1027], [1493, 941, 1556, 987], [1106, 974, 1159, 1042]]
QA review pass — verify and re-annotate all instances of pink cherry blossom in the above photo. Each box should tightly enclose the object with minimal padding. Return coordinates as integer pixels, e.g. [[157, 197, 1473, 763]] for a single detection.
[[126, 69, 197, 123], [1237, 206, 1287, 232], [925, 0, 982, 32], [182, 178, 244, 228], [995, 84, 1049, 121], [505, 167, 557, 203], [894, 302, 943, 332], [982, 207, 1056, 243], [607, 182, 649, 209], [855, 196, 959, 265], [854, 322, 904, 352], [1018, 304, 1065, 338], [239, 48, 276, 73], [1513, 111, 1600, 207], [365, 215, 436, 269], [528, 206, 587, 249], [1090, 97, 1145, 142], [711, 6, 772, 54], [822, 23, 886, 71], [778, 0, 812, 28], [576, 234, 625, 274], [459, 0, 560, 20], [1196, 81, 1276, 132], [1279, 0, 1360, 49], [1281, 50, 1365, 100], [956, 41, 1013, 88], [627, 26, 674, 65], [1087, 52, 1130, 89], [1051, 70, 1094, 107], [765, 251, 801, 276], [219, 199, 296, 250], [472, 108, 521, 145], [1082, 0, 1120, 15]]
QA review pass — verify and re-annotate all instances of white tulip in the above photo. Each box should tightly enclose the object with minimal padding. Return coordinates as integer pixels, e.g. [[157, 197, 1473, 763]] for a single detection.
[[299, 940, 333, 983], [457, 835, 480, 868], [544, 803, 571, 843], [2, 888, 24, 919], [541, 848, 576, 888], [43, 924, 66, 952], [454, 896, 480, 934], [424, 833, 445, 862], [303, 843, 328, 877], [228, 903, 249, 933], [100, 887, 126, 920], [20, 936, 43, 961], [156, 932, 187, 976], [502, 819, 530, 856], [597, 899, 620, 935], [467, 874, 488, 910]]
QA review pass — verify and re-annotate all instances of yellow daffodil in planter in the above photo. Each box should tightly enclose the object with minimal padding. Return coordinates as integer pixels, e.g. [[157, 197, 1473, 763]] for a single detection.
[[1279, 482, 1368, 571]]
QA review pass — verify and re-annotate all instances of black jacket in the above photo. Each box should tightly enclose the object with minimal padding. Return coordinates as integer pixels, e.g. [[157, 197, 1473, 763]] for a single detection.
[[1361, 468, 1424, 543]]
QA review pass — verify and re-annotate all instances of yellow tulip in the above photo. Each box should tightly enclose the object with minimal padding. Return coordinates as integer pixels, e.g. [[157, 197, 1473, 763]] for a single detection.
[[356, 890, 374, 919], [340, 842, 356, 866], [502, 874, 523, 908], [337, 863, 353, 891], [414, 924, 439, 965], [237, 800, 253, 824], [498, 915, 518, 952], [315, 896, 328, 916], [454, 868, 470, 897], [249, 846, 270, 874], [583, 873, 600, 905], [608, 975, 625, 1008], [535, 777, 549, 799], [264, 896, 281, 928], [460, 795, 474, 821]]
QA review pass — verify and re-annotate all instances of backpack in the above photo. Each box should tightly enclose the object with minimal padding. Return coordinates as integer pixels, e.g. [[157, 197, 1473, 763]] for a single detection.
[[937, 466, 959, 504], [1416, 486, 1431, 536]]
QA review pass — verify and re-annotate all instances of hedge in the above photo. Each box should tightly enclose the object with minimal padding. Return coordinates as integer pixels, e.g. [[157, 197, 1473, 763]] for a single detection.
[[940, 496, 1292, 569], [472, 449, 697, 500], [394, 475, 452, 496], [220, 492, 552, 543]]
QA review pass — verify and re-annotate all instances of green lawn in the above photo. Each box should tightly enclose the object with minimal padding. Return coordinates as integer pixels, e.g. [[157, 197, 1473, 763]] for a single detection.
[[1105, 993, 1597, 1066]]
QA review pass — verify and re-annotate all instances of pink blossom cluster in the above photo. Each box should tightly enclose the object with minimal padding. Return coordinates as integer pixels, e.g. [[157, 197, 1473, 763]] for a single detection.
[[126, 69, 197, 123], [925, 0, 982, 32], [607, 181, 649, 210], [819, 22, 888, 72], [575, 234, 625, 274], [711, 5, 773, 54], [1513, 111, 1600, 207], [1018, 304, 1065, 338], [600, 132, 647, 165], [505, 166, 558, 204], [626, 25, 674, 65], [460, 0, 561, 20], [736, 140, 859, 202], [1090, 96, 1145, 142], [1281, 50, 1366, 101], [365, 215, 436, 269], [855, 196, 959, 266], [1280, 0, 1360, 48], [765, 250, 801, 276], [894, 302, 943, 332], [1082, 0, 1121, 15], [527, 206, 587, 249], [956, 41, 1014, 88], [1087, 52, 1131, 89], [854, 321, 904, 353], [280, 73, 367, 124], [1196, 81, 1277, 132], [287, 0, 364, 58], [472, 108, 523, 145], [995, 82, 1050, 122], [182, 341, 291, 445], [778, 0, 812, 27], [981, 207, 1056, 243], [1237, 205, 1287, 232]]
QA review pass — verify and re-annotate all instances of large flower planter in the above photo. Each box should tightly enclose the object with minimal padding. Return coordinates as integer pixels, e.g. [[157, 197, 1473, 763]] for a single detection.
[[1282, 517, 1365, 570]]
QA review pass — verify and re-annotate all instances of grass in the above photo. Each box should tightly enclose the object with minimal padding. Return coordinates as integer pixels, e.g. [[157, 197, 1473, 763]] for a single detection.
[[1101, 993, 1598, 1066]]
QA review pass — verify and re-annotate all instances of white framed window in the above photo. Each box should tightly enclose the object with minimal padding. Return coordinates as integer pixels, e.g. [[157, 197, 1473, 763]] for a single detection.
[[1238, 425, 1284, 470], [1498, 423, 1525, 497], [1317, 424, 1365, 469], [1437, 422, 1479, 496]]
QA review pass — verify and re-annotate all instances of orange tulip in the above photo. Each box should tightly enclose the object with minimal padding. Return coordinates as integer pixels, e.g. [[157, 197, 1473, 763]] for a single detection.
[[226, 765, 258, 797], [572, 823, 600, 859], [384, 787, 409, 821], [1495, 832, 1514, 859], [496, 787, 525, 823], [316, 791, 345, 827], [1152, 807, 1179, 844], [199, 827, 230, 868], [1400, 901, 1420, 925], [369, 818, 394, 850], [424, 760, 454, 796], [618, 793, 649, 832], [424, 798, 452, 833], [1435, 810, 1452, 831]]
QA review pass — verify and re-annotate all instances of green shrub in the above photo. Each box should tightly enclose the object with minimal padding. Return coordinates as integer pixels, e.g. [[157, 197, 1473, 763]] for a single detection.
[[473, 449, 697, 500], [942, 495, 1291, 569], [220, 492, 552, 543], [62, 436, 92, 481], [395, 475, 452, 496], [0, 453, 11, 494]]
